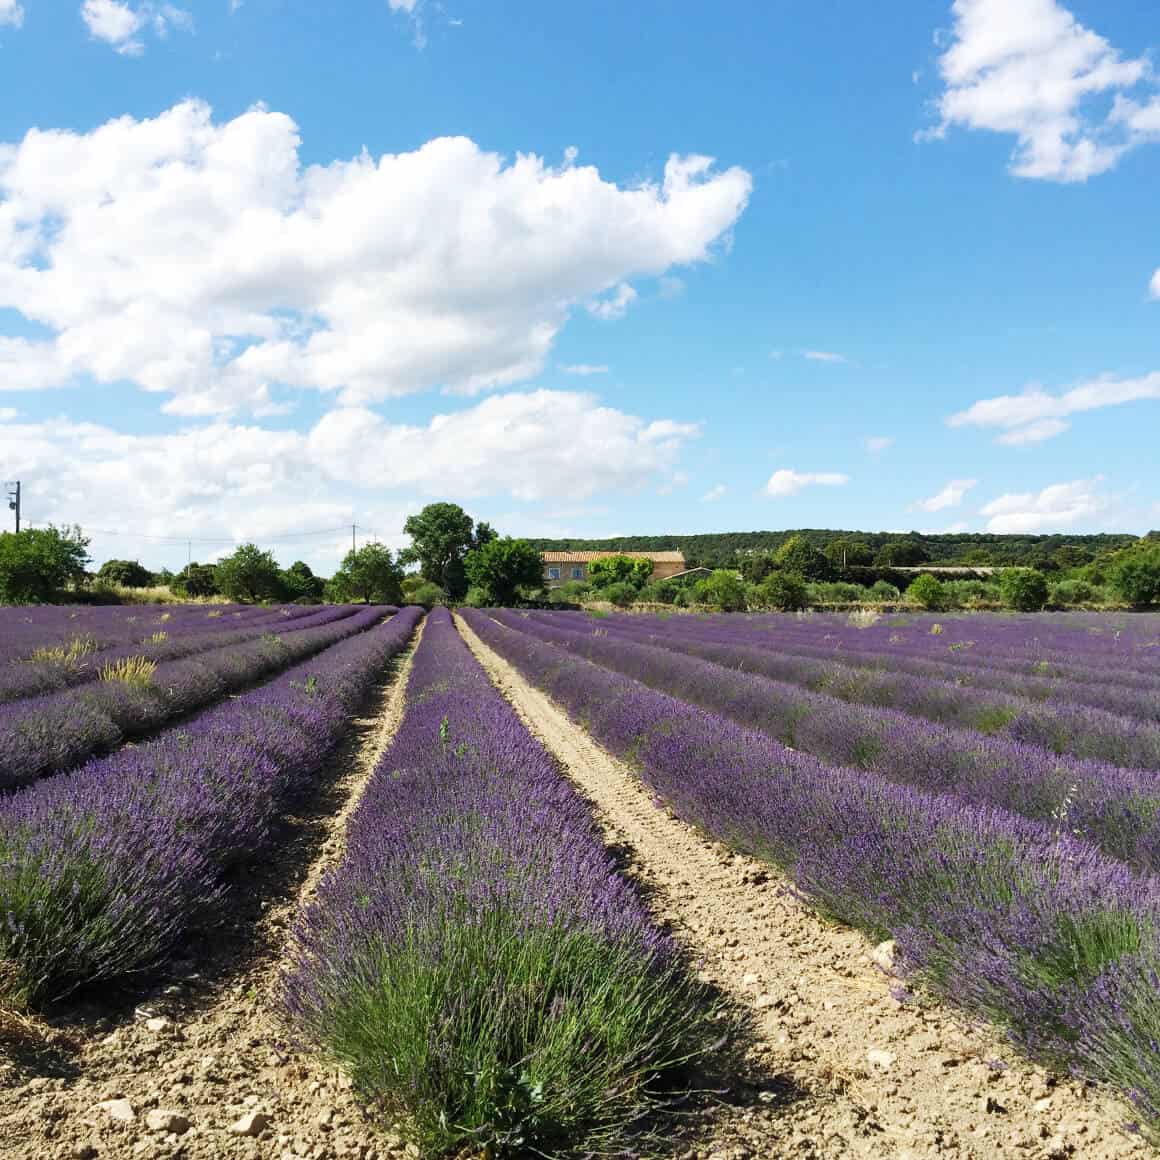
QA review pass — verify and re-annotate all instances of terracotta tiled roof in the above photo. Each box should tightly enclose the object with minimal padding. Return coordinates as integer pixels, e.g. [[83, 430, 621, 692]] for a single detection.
[[541, 550, 685, 563]]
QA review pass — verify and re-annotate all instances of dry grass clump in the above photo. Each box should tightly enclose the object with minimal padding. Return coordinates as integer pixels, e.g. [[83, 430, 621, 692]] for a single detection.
[[98, 656, 157, 687]]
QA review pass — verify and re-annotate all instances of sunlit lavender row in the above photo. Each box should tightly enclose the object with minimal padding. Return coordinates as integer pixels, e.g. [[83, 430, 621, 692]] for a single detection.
[[461, 607, 1160, 1135], [0, 605, 420, 1005]]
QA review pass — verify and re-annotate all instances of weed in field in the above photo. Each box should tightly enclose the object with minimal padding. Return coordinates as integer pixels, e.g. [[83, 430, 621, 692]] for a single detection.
[[26, 634, 99, 671], [98, 656, 157, 688]]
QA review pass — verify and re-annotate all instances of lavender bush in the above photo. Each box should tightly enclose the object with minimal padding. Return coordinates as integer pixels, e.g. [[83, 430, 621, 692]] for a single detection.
[[0, 606, 420, 1005], [0, 605, 394, 788], [460, 608, 1160, 1136], [285, 608, 719, 1157], [488, 611, 1160, 873]]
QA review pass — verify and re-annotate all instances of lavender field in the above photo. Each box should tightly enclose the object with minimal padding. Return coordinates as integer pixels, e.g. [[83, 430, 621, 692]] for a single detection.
[[3, 603, 1159, 1158]]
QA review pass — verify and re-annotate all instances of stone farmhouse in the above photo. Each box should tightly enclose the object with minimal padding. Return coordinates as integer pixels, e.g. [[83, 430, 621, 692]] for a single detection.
[[541, 550, 687, 587]]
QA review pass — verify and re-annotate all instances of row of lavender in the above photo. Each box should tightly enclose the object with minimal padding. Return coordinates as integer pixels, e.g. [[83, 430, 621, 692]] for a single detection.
[[0, 605, 422, 1007], [0, 602, 345, 704], [460, 608, 1160, 1136], [528, 609, 1160, 756], [0, 602, 274, 666], [0, 604, 387, 789], [696, 611, 1160, 690], [285, 609, 716, 1156], [491, 610, 1160, 873], [600, 609, 1160, 724]]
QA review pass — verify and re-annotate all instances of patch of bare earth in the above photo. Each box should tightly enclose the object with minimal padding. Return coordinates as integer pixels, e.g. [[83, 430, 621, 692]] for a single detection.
[[456, 613, 1149, 1160], [0, 624, 424, 1160]]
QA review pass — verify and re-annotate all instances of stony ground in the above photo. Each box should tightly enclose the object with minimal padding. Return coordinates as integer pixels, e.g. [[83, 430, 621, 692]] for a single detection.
[[0, 612, 1152, 1160]]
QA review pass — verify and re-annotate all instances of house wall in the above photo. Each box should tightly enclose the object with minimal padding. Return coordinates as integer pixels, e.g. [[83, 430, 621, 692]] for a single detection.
[[542, 559, 685, 584]]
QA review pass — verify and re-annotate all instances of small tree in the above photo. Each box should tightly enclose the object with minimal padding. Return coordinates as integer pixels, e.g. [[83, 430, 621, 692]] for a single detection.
[[999, 567, 1049, 612], [172, 562, 219, 598], [739, 552, 778, 585], [588, 555, 655, 588], [464, 538, 543, 607], [97, 559, 154, 588], [601, 581, 637, 608], [907, 573, 947, 611], [774, 535, 832, 580], [760, 572, 808, 611], [1109, 545, 1160, 608], [280, 560, 326, 603], [699, 570, 748, 611], [0, 525, 91, 604], [331, 544, 404, 605], [214, 544, 284, 604]]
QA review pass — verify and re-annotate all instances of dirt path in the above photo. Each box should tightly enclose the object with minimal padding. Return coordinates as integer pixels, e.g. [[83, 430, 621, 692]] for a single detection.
[[0, 622, 424, 1160], [457, 613, 1148, 1160]]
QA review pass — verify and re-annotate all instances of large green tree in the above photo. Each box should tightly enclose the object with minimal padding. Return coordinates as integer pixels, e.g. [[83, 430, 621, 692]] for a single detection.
[[172, 562, 220, 598], [400, 503, 492, 599], [0, 525, 90, 604], [330, 544, 404, 605], [214, 544, 284, 604], [280, 560, 326, 603], [588, 555, 654, 588], [97, 559, 154, 588], [999, 567, 1049, 612], [875, 540, 930, 567], [824, 539, 873, 568], [774, 535, 832, 580], [464, 538, 543, 606], [1109, 545, 1160, 608]]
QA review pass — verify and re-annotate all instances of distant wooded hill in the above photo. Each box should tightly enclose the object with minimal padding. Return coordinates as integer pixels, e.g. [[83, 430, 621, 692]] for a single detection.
[[526, 530, 1150, 571]]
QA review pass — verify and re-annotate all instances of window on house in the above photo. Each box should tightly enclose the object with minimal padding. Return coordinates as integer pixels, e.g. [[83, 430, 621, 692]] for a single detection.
[[571, 567, 583, 579], [547, 567, 560, 580]]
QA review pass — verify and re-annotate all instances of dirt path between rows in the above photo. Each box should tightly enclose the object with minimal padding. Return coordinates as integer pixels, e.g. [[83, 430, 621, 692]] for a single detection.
[[457, 613, 1148, 1160], [0, 621, 425, 1160]]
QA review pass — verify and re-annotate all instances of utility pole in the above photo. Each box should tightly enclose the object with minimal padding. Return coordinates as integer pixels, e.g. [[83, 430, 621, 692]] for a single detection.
[[352, 524, 357, 552], [4, 481, 18, 533]]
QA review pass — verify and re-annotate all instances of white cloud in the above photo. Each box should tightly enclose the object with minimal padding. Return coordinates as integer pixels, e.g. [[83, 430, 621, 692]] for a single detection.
[[0, 0, 23, 28], [914, 477, 977, 512], [803, 349, 847, 363], [923, 0, 1160, 182], [0, 407, 17, 420], [979, 477, 1108, 532], [0, 102, 750, 415], [865, 435, 893, 453], [765, 469, 849, 498], [80, 1, 189, 53], [560, 363, 608, 376], [1151, 267, 1160, 298], [948, 371, 1160, 443], [0, 389, 699, 567], [700, 483, 727, 502], [587, 282, 638, 321]]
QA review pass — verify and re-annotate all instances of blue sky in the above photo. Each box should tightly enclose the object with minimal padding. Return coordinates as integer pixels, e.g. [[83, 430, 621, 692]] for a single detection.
[[0, 0, 1157, 571]]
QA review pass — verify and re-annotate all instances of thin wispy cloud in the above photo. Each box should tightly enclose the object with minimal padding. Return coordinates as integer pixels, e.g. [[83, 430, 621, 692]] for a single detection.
[[0, 0, 23, 28], [948, 372, 1160, 444], [802, 349, 847, 363], [700, 483, 727, 502], [560, 364, 609, 376], [913, 478, 977, 512], [765, 469, 849, 498], [865, 435, 893, 453]]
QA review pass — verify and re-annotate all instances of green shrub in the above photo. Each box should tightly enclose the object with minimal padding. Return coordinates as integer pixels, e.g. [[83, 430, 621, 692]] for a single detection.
[[1109, 545, 1160, 608], [907, 573, 948, 611], [867, 580, 901, 602], [601, 581, 638, 608], [96, 559, 154, 589], [806, 581, 865, 605], [999, 567, 1049, 612], [637, 581, 677, 605], [1049, 578, 1097, 607], [698, 570, 748, 611], [941, 579, 999, 609], [409, 581, 446, 606], [759, 572, 808, 611], [0, 526, 90, 604]]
